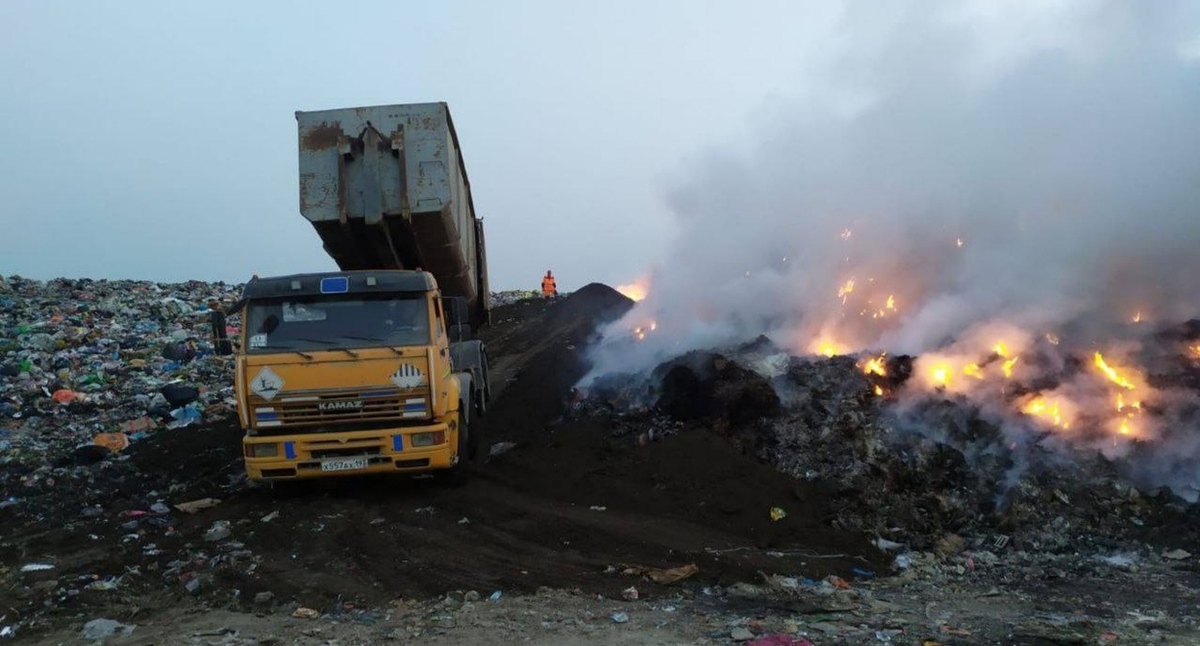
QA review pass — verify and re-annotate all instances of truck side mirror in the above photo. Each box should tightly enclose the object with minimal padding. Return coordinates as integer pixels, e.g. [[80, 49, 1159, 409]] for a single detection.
[[441, 297, 472, 342], [443, 297, 469, 325], [210, 311, 233, 356]]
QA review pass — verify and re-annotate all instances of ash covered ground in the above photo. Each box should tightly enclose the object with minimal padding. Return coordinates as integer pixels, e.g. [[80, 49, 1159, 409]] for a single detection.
[[3, 276, 1200, 645]]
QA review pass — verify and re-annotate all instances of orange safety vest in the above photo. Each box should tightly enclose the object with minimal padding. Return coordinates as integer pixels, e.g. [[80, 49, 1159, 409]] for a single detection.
[[542, 276, 557, 295]]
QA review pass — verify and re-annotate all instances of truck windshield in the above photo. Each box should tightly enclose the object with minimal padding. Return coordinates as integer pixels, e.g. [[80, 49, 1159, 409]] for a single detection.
[[244, 293, 430, 353]]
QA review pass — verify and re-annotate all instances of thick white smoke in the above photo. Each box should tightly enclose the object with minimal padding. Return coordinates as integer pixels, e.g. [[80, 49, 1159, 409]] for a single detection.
[[582, 0, 1200, 496], [587, 0, 1200, 372]]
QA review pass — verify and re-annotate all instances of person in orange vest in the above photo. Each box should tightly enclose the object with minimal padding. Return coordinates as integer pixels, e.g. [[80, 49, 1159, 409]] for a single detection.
[[541, 270, 558, 299]]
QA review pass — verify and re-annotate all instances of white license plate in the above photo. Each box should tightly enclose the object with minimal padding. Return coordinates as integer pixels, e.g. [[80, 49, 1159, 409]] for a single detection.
[[320, 457, 368, 472]]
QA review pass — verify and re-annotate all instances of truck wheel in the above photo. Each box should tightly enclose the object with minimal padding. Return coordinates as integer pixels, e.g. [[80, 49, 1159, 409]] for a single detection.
[[461, 395, 485, 463], [476, 351, 490, 418], [468, 403, 485, 461], [475, 384, 488, 418]]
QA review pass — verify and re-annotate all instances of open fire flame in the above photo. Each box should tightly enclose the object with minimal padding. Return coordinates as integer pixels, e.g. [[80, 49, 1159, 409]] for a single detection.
[[616, 275, 657, 341], [631, 320, 657, 341], [616, 276, 650, 302], [790, 227, 1176, 446], [812, 338, 844, 357], [861, 355, 887, 376]]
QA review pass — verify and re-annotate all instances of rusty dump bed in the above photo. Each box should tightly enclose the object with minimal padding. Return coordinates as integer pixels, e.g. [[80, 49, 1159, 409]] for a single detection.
[[296, 102, 490, 327]]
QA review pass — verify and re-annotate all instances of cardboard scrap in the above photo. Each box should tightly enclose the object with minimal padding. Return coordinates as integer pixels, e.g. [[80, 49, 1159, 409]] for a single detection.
[[175, 498, 222, 514], [93, 433, 130, 453], [649, 563, 700, 584]]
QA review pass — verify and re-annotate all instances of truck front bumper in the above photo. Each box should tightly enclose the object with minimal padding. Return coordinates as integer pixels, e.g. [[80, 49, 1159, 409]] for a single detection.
[[242, 423, 458, 481]]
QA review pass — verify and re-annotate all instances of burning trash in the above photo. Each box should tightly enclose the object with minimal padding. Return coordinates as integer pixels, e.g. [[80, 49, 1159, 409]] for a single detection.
[[616, 276, 651, 303]]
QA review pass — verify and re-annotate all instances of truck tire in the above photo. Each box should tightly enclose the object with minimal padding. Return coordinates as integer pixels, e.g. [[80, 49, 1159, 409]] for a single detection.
[[468, 400, 485, 461], [450, 340, 489, 418], [475, 348, 490, 418]]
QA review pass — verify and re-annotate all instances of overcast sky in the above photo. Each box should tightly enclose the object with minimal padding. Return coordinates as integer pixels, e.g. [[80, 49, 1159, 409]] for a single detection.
[[0, 0, 849, 291], [4, 2, 1195, 292]]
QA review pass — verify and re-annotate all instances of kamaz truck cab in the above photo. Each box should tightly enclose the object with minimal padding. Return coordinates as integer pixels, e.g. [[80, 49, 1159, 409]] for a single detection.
[[214, 270, 489, 484], [213, 101, 493, 483]]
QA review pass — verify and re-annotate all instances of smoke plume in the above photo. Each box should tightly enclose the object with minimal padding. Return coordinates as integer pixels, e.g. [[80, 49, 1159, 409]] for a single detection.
[[584, 0, 1200, 497]]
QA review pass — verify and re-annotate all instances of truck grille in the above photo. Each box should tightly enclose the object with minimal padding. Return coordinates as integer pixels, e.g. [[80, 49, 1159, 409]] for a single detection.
[[254, 389, 429, 430], [309, 446, 382, 459]]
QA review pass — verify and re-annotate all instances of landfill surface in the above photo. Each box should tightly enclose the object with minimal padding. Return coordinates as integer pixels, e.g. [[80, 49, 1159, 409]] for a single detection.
[[3, 276, 1200, 645]]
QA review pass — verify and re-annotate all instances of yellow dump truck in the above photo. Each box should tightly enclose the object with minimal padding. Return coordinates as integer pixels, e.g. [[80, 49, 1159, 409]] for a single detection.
[[212, 103, 491, 484]]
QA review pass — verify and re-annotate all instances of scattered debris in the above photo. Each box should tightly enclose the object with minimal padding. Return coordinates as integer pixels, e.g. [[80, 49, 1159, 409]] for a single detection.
[[203, 520, 231, 542], [19, 564, 53, 573], [747, 637, 814, 646], [649, 563, 700, 585], [874, 537, 905, 551], [175, 498, 221, 514], [85, 578, 120, 591], [91, 432, 129, 453], [80, 618, 135, 641], [489, 441, 517, 457], [730, 626, 756, 641], [1101, 554, 1139, 569]]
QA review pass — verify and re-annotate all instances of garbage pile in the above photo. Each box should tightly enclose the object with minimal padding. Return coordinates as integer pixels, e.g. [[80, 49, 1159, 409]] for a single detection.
[[490, 290, 547, 307], [580, 336, 1200, 561], [0, 276, 260, 639], [0, 275, 241, 473]]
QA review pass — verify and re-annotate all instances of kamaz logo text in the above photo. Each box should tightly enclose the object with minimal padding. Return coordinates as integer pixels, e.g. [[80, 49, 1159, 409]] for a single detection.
[[318, 400, 364, 412]]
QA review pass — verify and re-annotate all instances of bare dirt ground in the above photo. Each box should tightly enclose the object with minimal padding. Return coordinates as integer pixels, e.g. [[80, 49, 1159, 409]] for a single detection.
[[26, 556, 1200, 645], [6, 284, 1200, 645]]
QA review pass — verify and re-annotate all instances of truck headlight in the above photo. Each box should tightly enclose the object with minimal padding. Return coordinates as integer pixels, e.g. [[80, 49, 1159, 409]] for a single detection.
[[246, 443, 279, 458], [411, 432, 445, 447]]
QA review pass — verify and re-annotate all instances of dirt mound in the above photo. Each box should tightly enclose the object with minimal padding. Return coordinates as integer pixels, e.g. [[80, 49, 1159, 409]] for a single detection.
[[654, 351, 782, 428], [548, 282, 632, 323], [478, 284, 633, 444], [485, 418, 883, 569]]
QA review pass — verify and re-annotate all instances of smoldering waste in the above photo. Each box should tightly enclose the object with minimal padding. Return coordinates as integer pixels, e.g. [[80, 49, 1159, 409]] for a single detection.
[[580, 335, 1200, 556]]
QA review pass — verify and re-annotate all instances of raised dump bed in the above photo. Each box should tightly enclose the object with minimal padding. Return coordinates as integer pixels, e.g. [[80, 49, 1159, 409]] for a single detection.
[[296, 102, 490, 326]]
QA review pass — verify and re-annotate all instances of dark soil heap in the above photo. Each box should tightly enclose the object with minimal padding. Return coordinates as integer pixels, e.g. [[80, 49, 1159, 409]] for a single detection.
[[654, 351, 782, 428]]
